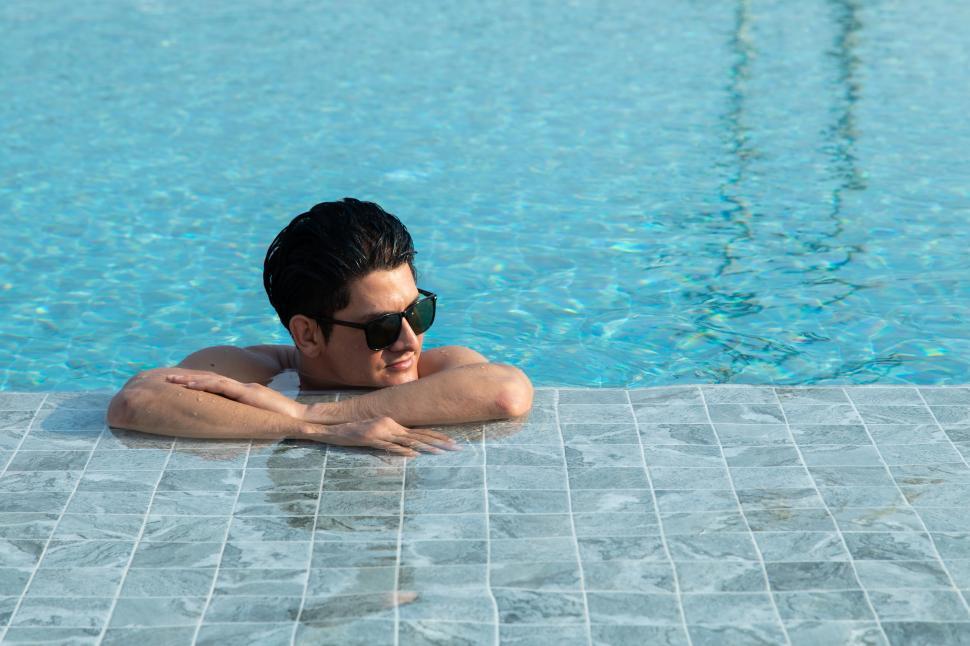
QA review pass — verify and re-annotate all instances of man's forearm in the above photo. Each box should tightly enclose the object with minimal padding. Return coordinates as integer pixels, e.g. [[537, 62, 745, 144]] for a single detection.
[[108, 371, 311, 440], [306, 363, 533, 427]]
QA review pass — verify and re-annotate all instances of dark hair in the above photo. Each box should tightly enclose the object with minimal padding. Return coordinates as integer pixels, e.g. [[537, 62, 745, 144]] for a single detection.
[[263, 198, 416, 341]]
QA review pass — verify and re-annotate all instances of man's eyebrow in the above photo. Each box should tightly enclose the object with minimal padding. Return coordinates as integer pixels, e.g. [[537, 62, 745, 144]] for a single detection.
[[357, 294, 421, 321]]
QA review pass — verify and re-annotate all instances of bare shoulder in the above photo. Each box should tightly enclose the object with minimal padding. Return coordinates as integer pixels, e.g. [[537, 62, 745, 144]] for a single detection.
[[176, 344, 296, 384], [418, 345, 489, 377]]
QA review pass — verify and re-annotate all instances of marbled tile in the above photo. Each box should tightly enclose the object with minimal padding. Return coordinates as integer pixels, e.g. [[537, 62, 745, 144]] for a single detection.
[[569, 485, 653, 512], [411, 446, 483, 470], [20, 430, 102, 450], [637, 424, 717, 446], [587, 591, 681, 625], [0, 429, 27, 451], [397, 564, 486, 592], [0, 512, 58, 539], [399, 621, 495, 646], [403, 513, 486, 540], [558, 404, 633, 425], [660, 510, 747, 534], [932, 532, 970, 559], [129, 541, 223, 569], [868, 424, 948, 445], [745, 508, 835, 532], [764, 561, 859, 591], [721, 445, 801, 468], [76, 470, 159, 492], [489, 513, 572, 539], [0, 394, 45, 411], [789, 424, 871, 445], [11, 596, 113, 628], [157, 468, 242, 492], [715, 424, 791, 446], [491, 537, 575, 564], [919, 508, 970, 532], [881, 442, 964, 465], [317, 491, 399, 516], [573, 512, 658, 537], [634, 405, 709, 425], [406, 488, 485, 514], [400, 539, 488, 567], [0, 568, 31, 596], [560, 423, 639, 445], [122, 568, 215, 597], [818, 485, 905, 510], [86, 449, 169, 471], [881, 622, 970, 646], [165, 447, 248, 469], [490, 561, 582, 590], [493, 589, 585, 624], [567, 466, 647, 490], [843, 532, 937, 561], [311, 541, 398, 569], [25, 567, 124, 597], [488, 465, 567, 490], [221, 540, 310, 569], [109, 597, 206, 627], [755, 532, 849, 562], [313, 515, 398, 542], [809, 466, 895, 487], [396, 591, 494, 623], [564, 444, 643, 468], [708, 404, 785, 424], [4, 627, 104, 643], [143, 514, 232, 542], [204, 595, 301, 623], [5, 450, 90, 471], [323, 467, 402, 492], [42, 393, 113, 410], [775, 388, 849, 404], [892, 463, 970, 486], [0, 596, 18, 626], [868, 589, 969, 621], [405, 466, 483, 490], [489, 490, 566, 515], [195, 623, 294, 646], [592, 624, 689, 646], [853, 559, 953, 589], [666, 533, 759, 561], [654, 489, 738, 513], [774, 590, 873, 621], [730, 466, 814, 489], [648, 466, 730, 490], [486, 422, 560, 445], [324, 448, 403, 468], [682, 592, 778, 624], [735, 487, 824, 510], [675, 561, 766, 593], [307, 566, 396, 597], [856, 405, 935, 425], [582, 560, 675, 593], [902, 484, 970, 508], [246, 444, 326, 469], [578, 536, 667, 562], [294, 618, 393, 646], [798, 444, 883, 467], [32, 408, 107, 432], [629, 387, 702, 405], [844, 387, 923, 406], [642, 445, 722, 467], [0, 410, 35, 429], [97, 430, 173, 450], [928, 406, 970, 427], [781, 404, 861, 425], [0, 492, 70, 514], [150, 491, 238, 516], [558, 389, 627, 404], [702, 386, 777, 404], [833, 507, 925, 533], [39, 540, 133, 569], [943, 559, 970, 588], [241, 468, 322, 492], [489, 445, 563, 467]]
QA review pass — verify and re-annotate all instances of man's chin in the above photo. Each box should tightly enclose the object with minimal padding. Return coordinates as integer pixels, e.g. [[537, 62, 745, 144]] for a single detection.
[[377, 369, 419, 387]]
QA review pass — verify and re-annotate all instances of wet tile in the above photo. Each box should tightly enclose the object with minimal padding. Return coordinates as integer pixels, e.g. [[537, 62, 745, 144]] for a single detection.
[[25, 567, 124, 597], [584, 560, 675, 593], [809, 466, 894, 487], [398, 564, 486, 592], [307, 566, 396, 596], [781, 404, 861, 425], [204, 595, 301, 623], [919, 508, 970, 532], [637, 424, 717, 446], [774, 590, 873, 621], [240, 468, 322, 492], [745, 508, 835, 532], [881, 622, 970, 646], [784, 620, 886, 646], [109, 597, 206, 627], [0, 394, 46, 411], [0, 568, 31, 596], [789, 424, 870, 445], [76, 470, 159, 492], [730, 466, 814, 489], [564, 444, 642, 468], [489, 445, 563, 467], [488, 465, 567, 490], [0, 512, 58, 539], [486, 422, 560, 445], [578, 536, 666, 562], [150, 491, 237, 515], [399, 621, 495, 645], [11, 597, 113, 628], [570, 489, 653, 513], [666, 533, 759, 561], [85, 449, 170, 470], [715, 424, 791, 446], [246, 444, 326, 469], [196, 623, 293, 646], [755, 531, 849, 562], [660, 510, 747, 534], [833, 507, 925, 532], [844, 532, 937, 560], [493, 537, 575, 563], [682, 592, 778, 624], [321, 448, 403, 468], [221, 540, 310, 569], [142, 514, 231, 542], [123, 568, 215, 597], [396, 590, 494, 623], [489, 513, 571, 539], [39, 540, 133, 569], [400, 539, 488, 567], [406, 466, 483, 490], [933, 532, 970, 559], [649, 466, 730, 489], [798, 444, 882, 466], [703, 387, 777, 404], [129, 541, 223, 568], [311, 541, 398, 568], [721, 446, 801, 468], [868, 424, 948, 445], [5, 450, 90, 471], [881, 442, 964, 465], [157, 468, 242, 492], [561, 424, 638, 445], [587, 591, 680, 625], [818, 485, 904, 510], [892, 463, 970, 486], [97, 430, 173, 450], [568, 466, 647, 490], [32, 408, 107, 432], [856, 405, 934, 425], [629, 387, 702, 405], [402, 513, 486, 540], [634, 405, 708, 425], [736, 487, 823, 510], [491, 561, 581, 590], [406, 488, 485, 514], [165, 447, 248, 469], [3, 627, 103, 643], [0, 429, 27, 451], [313, 490, 400, 517], [675, 561, 765, 592], [853, 559, 952, 589], [573, 512, 658, 537], [902, 484, 970, 508], [559, 404, 633, 425], [0, 492, 70, 514], [558, 389, 627, 405], [869, 589, 969, 621], [764, 561, 859, 591], [494, 589, 585, 624], [775, 388, 848, 404], [708, 404, 785, 424], [294, 618, 394, 645], [654, 489, 737, 512], [323, 467, 402, 491], [20, 431, 102, 451], [643, 445, 722, 467]]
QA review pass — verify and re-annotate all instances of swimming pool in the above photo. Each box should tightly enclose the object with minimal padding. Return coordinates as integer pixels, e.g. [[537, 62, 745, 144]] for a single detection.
[[3, 0, 969, 390]]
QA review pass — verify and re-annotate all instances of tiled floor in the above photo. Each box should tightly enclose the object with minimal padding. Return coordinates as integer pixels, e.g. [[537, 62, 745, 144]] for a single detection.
[[2, 386, 970, 645]]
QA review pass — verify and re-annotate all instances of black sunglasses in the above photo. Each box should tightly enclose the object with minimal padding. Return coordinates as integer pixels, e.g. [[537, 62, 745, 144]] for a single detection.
[[316, 289, 437, 351]]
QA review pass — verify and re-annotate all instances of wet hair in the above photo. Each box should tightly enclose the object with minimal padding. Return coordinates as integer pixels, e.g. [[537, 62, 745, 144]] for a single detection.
[[263, 198, 416, 341]]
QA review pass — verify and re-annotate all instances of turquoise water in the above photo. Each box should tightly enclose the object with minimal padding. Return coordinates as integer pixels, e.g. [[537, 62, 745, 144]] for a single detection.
[[2, 0, 969, 390]]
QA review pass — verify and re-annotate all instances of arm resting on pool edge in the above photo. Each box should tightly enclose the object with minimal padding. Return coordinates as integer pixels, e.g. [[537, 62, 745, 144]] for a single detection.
[[105, 369, 460, 456]]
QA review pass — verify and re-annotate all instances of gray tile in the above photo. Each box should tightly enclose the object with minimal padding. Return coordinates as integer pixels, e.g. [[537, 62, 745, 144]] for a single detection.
[[755, 532, 849, 562], [493, 589, 585, 624], [11, 597, 113, 628], [0, 492, 70, 514], [929, 406, 970, 427], [3, 627, 103, 643], [634, 405, 709, 425], [666, 533, 759, 561], [157, 468, 242, 492], [868, 424, 948, 445], [774, 590, 873, 621], [573, 512, 658, 537], [123, 568, 215, 597], [5, 450, 90, 471], [919, 509, 970, 532], [789, 424, 871, 445], [76, 470, 159, 492], [818, 485, 905, 510], [784, 620, 886, 646], [144, 514, 233, 542], [399, 621, 494, 646], [587, 591, 681, 625], [32, 408, 107, 431], [486, 422, 560, 445], [97, 430, 173, 450], [318, 491, 399, 516], [643, 445, 723, 467], [311, 541, 398, 569], [196, 623, 293, 646], [568, 466, 647, 490], [0, 429, 27, 451], [654, 489, 737, 513], [246, 444, 326, 469], [0, 471, 80, 493], [150, 491, 238, 516], [561, 424, 639, 445], [558, 404, 633, 424], [843, 532, 937, 561], [42, 393, 113, 410], [702, 387, 777, 404], [129, 541, 223, 569], [629, 387, 702, 405], [558, 389, 628, 405], [869, 589, 969, 621], [856, 405, 935, 425], [221, 540, 310, 569], [583, 560, 675, 593], [765, 561, 861, 592], [20, 431, 102, 451], [833, 507, 925, 532], [660, 510, 747, 534], [681, 592, 778, 624], [314, 515, 399, 542], [323, 467, 402, 491], [745, 508, 835, 532], [715, 424, 791, 446], [649, 466, 730, 489], [400, 539, 489, 567], [902, 484, 970, 508], [578, 536, 667, 562], [730, 466, 814, 489], [204, 595, 301, 623], [294, 618, 393, 646], [0, 394, 46, 411], [307, 566, 396, 596], [637, 424, 717, 446], [489, 513, 572, 539], [933, 532, 970, 559], [108, 597, 206, 627], [490, 561, 581, 590], [488, 465, 567, 490], [489, 445, 563, 467], [241, 468, 322, 492], [721, 445, 802, 468], [165, 447, 248, 469], [86, 449, 169, 471], [25, 568, 124, 597], [592, 624, 689, 646], [881, 622, 970, 646], [214, 568, 304, 597], [39, 540, 133, 569], [809, 466, 894, 487], [570, 489, 654, 513], [892, 463, 970, 486], [708, 404, 785, 424], [406, 466, 483, 490], [881, 442, 964, 465], [798, 444, 883, 466], [921, 388, 970, 405], [736, 487, 824, 510], [675, 561, 766, 592], [775, 388, 849, 404], [398, 564, 486, 592], [844, 387, 923, 405], [406, 488, 485, 514], [395, 591, 493, 623], [853, 560, 952, 589], [782, 404, 861, 425], [403, 514, 486, 540], [0, 568, 31, 596], [565, 444, 643, 468]]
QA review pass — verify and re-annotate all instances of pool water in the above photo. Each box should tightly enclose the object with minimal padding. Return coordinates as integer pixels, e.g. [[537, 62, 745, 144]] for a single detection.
[[2, 0, 970, 390]]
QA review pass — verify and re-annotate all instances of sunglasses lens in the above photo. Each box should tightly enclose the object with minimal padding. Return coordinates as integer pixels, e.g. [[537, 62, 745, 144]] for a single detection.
[[406, 296, 436, 335], [365, 315, 403, 350]]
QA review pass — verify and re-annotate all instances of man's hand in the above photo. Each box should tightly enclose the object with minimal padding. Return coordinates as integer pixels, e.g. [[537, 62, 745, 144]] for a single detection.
[[308, 417, 461, 458], [165, 373, 308, 419]]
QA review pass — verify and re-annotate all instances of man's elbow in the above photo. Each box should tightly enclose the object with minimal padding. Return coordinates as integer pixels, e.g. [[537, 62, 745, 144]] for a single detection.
[[492, 365, 534, 419], [106, 388, 135, 429]]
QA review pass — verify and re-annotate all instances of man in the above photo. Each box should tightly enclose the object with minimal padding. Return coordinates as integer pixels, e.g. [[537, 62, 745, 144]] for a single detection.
[[107, 198, 533, 457]]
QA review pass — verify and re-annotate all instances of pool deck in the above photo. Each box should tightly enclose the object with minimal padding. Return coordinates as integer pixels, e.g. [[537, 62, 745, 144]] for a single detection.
[[2, 385, 970, 645]]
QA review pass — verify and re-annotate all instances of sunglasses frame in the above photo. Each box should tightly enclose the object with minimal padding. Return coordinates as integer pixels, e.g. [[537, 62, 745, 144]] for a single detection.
[[315, 289, 437, 351]]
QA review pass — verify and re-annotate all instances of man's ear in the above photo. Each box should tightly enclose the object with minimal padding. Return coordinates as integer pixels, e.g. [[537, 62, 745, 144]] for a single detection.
[[288, 315, 325, 358]]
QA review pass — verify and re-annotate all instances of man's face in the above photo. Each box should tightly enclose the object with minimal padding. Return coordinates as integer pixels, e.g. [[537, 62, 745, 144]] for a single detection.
[[321, 263, 423, 387]]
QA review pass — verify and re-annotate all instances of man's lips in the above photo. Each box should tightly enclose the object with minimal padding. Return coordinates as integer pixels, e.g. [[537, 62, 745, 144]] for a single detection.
[[386, 356, 414, 371]]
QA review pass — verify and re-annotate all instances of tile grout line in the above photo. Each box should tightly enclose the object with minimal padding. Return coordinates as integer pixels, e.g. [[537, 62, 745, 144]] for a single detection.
[[699, 387, 792, 646], [0, 395, 50, 484], [844, 388, 970, 617], [95, 433, 178, 643], [189, 439, 253, 645], [481, 409, 501, 645], [915, 388, 970, 474], [289, 444, 328, 646], [393, 449, 406, 646], [555, 390, 593, 646], [772, 388, 890, 642], [627, 389, 693, 646]]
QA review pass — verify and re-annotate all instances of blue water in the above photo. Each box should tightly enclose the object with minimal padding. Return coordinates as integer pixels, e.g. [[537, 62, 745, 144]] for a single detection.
[[2, 0, 969, 390]]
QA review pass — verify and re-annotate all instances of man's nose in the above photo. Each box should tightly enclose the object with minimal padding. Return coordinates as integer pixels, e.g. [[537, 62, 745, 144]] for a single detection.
[[390, 318, 419, 351]]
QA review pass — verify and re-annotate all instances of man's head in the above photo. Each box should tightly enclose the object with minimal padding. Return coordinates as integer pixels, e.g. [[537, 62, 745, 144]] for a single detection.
[[264, 198, 426, 387]]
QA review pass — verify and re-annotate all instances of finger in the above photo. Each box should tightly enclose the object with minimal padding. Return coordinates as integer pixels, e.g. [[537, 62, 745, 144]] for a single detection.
[[407, 430, 461, 451], [373, 440, 419, 458], [394, 436, 446, 455]]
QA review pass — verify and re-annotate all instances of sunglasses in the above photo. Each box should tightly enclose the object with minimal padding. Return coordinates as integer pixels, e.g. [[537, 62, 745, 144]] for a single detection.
[[316, 289, 437, 351]]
